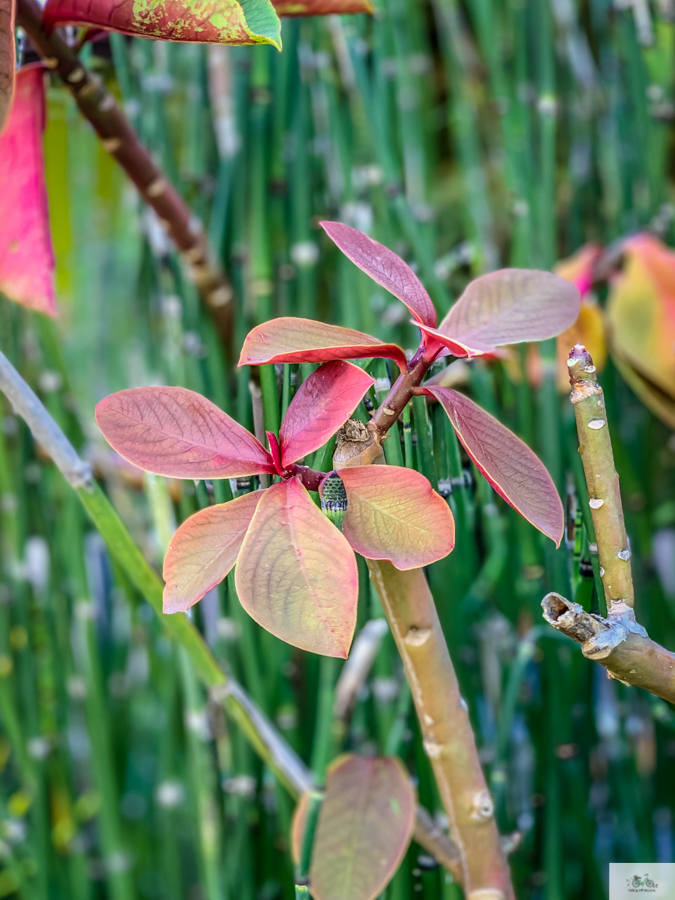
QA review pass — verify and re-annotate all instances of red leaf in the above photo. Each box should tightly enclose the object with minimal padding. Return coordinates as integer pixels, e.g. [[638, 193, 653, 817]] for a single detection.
[[415, 322, 489, 359], [235, 478, 358, 658], [280, 361, 375, 468], [338, 466, 455, 569], [42, 0, 282, 47], [0, 66, 55, 316], [438, 268, 580, 351], [96, 386, 275, 479], [310, 755, 415, 900], [163, 491, 263, 614], [273, 0, 373, 14], [421, 386, 564, 545], [239, 318, 408, 372], [321, 222, 436, 327], [266, 431, 284, 475], [0, 0, 15, 136]]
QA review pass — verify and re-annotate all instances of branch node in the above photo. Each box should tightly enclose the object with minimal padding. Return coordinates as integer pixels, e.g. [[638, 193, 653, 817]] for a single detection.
[[470, 790, 495, 822]]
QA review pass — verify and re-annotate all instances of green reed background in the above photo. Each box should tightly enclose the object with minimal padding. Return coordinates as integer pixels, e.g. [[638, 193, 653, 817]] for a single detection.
[[1, 1, 675, 898]]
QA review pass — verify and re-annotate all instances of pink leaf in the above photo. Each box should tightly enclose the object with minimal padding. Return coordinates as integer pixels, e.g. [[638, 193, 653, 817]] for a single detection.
[[280, 361, 375, 468], [415, 322, 489, 359], [235, 478, 358, 658], [163, 491, 263, 614], [266, 430, 284, 475], [338, 466, 455, 569], [321, 221, 436, 327], [421, 386, 564, 545], [438, 269, 580, 351], [0, 0, 15, 136], [96, 386, 275, 479], [0, 66, 55, 316], [239, 318, 408, 372], [310, 755, 416, 900], [42, 0, 282, 47]]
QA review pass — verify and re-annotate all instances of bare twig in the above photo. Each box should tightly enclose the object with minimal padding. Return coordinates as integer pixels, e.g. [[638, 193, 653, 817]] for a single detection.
[[332, 617, 389, 723], [413, 805, 462, 882], [541, 345, 675, 705], [16, 0, 234, 344], [542, 593, 675, 703], [0, 350, 92, 489], [567, 343, 634, 613]]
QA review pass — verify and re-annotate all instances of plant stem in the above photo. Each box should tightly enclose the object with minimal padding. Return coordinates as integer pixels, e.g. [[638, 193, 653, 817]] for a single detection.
[[16, 0, 233, 344], [567, 344, 634, 613], [540, 346, 675, 704], [367, 562, 514, 899]]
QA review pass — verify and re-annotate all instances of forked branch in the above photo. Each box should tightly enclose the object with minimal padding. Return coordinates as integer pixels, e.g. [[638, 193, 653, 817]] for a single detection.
[[541, 345, 675, 704]]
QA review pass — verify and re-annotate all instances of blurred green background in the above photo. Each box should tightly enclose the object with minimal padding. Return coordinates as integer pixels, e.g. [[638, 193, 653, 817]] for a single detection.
[[2, 1, 675, 898]]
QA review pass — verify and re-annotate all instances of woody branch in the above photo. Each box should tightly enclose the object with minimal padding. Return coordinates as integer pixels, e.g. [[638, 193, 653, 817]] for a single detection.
[[16, 0, 234, 344]]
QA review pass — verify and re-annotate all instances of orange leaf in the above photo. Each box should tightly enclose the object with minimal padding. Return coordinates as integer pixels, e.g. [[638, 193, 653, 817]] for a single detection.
[[235, 478, 358, 658], [607, 234, 675, 401], [96, 386, 275, 479], [280, 361, 374, 468], [321, 221, 436, 327], [0, 66, 55, 316], [310, 755, 415, 900], [338, 466, 455, 569], [163, 491, 263, 614], [239, 318, 408, 372], [437, 268, 580, 353], [421, 386, 564, 545], [0, 0, 15, 136], [43, 0, 282, 47]]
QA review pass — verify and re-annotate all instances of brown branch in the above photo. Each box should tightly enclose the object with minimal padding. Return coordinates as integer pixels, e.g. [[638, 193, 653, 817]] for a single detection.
[[542, 593, 675, 703], [16, 0, 234, 345]]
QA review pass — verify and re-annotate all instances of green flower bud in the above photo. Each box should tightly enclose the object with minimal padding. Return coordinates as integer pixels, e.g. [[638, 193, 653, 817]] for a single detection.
[[320, 471, 348, 532]]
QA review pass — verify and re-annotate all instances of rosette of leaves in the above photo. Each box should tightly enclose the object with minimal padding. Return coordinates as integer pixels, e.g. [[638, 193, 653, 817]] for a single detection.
[[96, 359, 455, 658], [240, 221, 581, 545]]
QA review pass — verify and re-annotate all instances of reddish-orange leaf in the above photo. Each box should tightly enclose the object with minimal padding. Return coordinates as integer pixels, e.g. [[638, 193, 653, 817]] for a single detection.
[[239, 318, 408, 372], [607, 234, 675, 402], [415, 322, 488, 359], [310, 755, 415, 900], [280, 361, 375, 468], [273, 0, 373, 15], [338, 466, 455, 569], [0, 66, 55, 316], [321, 221, 436, 327], [163, 491, 263, 614], [422, 386, 564, 545], [235, 478, 358, 658], [438, 268, 580, 351], [554, 243, 601, 300], [0, 0, 15, 136], [43, 0, 282, 47], [96, 387, 275, 479]]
